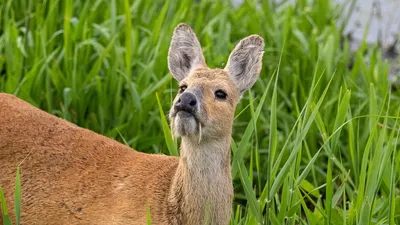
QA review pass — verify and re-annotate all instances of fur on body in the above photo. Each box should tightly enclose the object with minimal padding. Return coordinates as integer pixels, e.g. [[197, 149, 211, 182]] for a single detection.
[[0, 24, 264, 224]]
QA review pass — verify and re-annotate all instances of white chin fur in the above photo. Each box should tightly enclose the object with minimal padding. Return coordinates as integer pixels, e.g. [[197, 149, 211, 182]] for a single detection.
[[173, 111, 198, 137]]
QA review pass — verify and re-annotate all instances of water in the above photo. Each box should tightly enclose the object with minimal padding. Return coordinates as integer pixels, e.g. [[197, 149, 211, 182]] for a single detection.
[[233, 0, 400, 80], [233, 0, 400, 51], [339, 0, 400, 51], [340, 0, 400, 81]]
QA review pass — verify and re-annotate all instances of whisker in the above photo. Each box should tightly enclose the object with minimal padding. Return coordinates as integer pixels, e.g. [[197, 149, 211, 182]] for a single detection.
[[198, 122, 202, 144], [170, 120, 176, 140]]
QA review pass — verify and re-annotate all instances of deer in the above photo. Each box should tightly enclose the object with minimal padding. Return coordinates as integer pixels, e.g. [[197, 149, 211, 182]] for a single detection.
[[0, 23, 264, 225]]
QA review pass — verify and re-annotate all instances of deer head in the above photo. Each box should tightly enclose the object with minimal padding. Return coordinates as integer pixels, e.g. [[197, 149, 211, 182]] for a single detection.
[[168, 24, 264, 142]]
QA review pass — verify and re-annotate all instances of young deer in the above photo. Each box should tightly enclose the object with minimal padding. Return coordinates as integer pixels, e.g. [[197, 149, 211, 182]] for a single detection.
[[0, 24, 264, 225]]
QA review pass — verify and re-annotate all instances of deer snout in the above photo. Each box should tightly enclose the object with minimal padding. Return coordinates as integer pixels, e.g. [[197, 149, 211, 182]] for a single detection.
[[174, 92, 198, 114]]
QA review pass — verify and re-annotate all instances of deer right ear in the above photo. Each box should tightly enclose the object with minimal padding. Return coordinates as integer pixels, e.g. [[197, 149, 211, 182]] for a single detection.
[[168, 24, 206, 82], [225, 35, 264, 93]]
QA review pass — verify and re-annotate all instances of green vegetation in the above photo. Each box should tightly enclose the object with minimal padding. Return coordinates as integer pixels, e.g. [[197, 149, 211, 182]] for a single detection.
[[1, 0, 399, 224]]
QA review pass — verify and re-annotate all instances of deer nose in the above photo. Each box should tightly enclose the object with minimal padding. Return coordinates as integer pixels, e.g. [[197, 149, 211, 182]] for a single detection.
[[175, 92, 197, 113]]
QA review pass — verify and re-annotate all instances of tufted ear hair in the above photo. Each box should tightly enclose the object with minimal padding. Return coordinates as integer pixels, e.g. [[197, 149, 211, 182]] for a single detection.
[[168, 24, 206, 82], [224, 35, 264, 93]]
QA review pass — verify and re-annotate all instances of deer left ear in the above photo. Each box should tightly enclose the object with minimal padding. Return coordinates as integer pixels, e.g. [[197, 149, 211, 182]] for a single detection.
[[168, 24, 206, 82], [225, 35, 264, 93]]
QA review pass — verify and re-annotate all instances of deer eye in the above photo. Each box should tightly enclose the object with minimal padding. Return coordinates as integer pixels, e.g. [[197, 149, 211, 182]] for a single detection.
[[215, 90, 227, 100], [179, 85, 187, 94]]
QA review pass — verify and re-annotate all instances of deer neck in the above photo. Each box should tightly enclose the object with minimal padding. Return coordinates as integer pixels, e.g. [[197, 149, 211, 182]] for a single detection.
[[167, 135, 233, 225]]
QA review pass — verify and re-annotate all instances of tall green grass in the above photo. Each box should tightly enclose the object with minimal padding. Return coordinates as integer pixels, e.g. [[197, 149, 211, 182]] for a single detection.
[[1, 0, 399, 224]]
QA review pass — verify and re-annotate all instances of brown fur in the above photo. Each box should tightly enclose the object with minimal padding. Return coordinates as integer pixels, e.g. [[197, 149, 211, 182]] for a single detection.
[[0, 93, 179, 224], [0, 24, 264, 225]]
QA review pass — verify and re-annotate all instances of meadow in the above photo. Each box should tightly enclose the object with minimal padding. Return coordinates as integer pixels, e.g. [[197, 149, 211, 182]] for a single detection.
[[1, 0, 400, 224]]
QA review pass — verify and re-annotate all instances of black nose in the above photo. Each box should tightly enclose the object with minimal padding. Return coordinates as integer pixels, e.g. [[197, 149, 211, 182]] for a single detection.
[[175, 92, 197, 113]]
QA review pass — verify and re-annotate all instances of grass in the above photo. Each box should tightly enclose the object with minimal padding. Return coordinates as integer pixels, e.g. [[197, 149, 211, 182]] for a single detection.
[[1, 0, 400, 224]]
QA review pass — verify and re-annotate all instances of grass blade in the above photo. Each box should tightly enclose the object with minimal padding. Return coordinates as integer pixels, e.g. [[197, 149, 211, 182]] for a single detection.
[[14, 168, 21, 225], [156, 92, 178, 156]]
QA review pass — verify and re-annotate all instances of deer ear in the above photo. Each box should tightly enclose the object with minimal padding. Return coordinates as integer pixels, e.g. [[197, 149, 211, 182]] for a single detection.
[[168, 24, 206, 82], [225, 35, 264, 93]]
